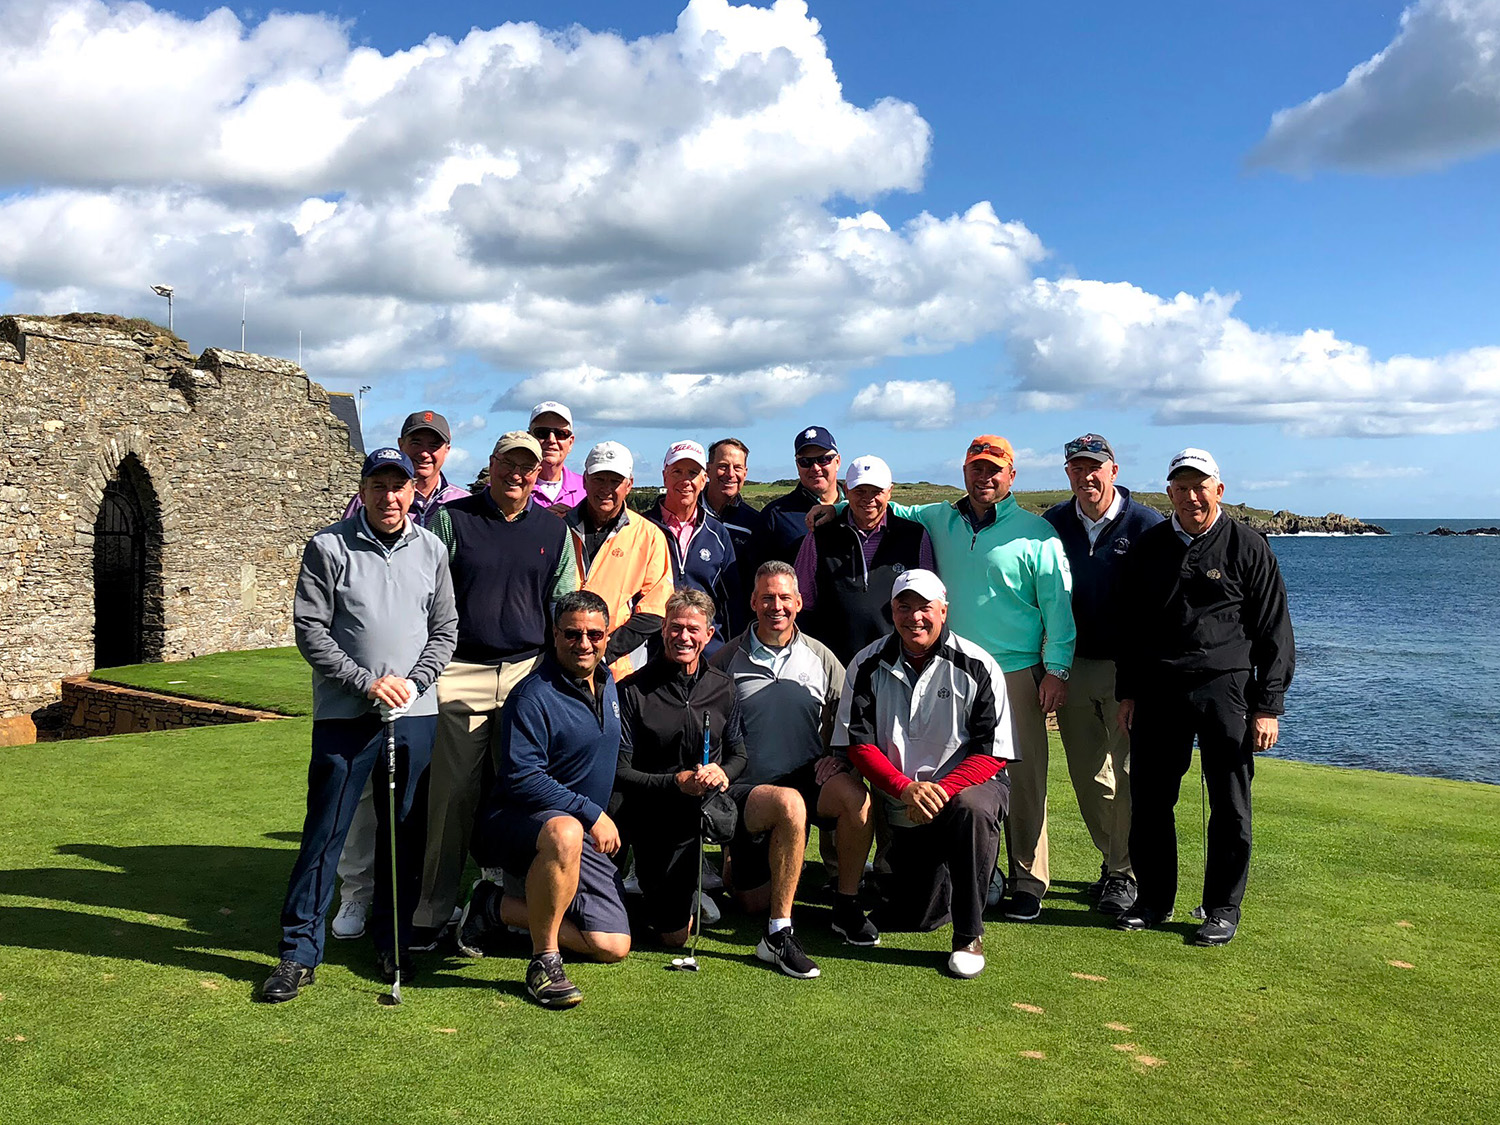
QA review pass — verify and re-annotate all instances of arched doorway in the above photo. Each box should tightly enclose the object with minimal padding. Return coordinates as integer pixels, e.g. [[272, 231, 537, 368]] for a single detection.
[[93, 456, 164, 668]]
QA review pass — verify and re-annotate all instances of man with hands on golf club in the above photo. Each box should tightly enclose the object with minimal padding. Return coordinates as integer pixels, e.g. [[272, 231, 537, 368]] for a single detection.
[[262, 447, 458, 1003]]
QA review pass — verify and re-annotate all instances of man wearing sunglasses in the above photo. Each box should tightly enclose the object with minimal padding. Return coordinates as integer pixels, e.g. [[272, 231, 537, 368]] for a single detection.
[[528, 401, 587, 511], [1042, 434, 1164, 919], [808, 435, 1075, 923], [413, 431, 580, 949], [463, 590, 631, 1008], [750, 425, 844, 573]]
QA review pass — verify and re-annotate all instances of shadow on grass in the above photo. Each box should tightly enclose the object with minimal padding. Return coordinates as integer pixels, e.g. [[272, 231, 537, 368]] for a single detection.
[[0, 840, 300, 980]]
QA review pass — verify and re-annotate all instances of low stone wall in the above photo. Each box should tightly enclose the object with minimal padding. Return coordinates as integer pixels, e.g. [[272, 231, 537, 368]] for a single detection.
[[60, 677, 285, 739]]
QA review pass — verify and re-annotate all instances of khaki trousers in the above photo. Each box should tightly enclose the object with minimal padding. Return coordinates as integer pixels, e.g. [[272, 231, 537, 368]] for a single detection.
[[413, 655, 541, 928], [1054, 656, 1133, 878], [1002, 665, 1051, 898]]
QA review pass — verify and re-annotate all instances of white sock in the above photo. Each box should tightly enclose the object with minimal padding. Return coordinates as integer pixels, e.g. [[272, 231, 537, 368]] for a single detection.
[[768, 917, 792, 935]]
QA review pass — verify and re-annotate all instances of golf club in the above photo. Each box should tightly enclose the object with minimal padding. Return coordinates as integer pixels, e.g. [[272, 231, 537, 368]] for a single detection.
[[385, 719, 403, 1003], [1191, 750, 1208, 921], [666, 711, 713, 973]]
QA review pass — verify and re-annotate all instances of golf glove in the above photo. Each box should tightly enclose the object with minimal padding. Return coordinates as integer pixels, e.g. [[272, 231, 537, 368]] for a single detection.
[[377, 679, 418, 722]]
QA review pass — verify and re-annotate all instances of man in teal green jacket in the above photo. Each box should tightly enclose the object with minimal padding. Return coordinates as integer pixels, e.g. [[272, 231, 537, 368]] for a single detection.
[[809, 435, 1074, 921]]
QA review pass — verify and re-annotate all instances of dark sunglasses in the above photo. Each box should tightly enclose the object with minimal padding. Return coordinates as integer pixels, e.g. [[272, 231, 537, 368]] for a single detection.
[[532, 427, 573, 441], [796, 452, 838, 469], [967, 442, 1009, 458], [1064, 437, 1112, 459], [562, 627, 607, 643]]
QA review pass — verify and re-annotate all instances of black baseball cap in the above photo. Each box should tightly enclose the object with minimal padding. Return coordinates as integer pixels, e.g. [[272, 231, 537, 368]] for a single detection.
[[400, 410, 451, 443], [794, 425, 837, 454]]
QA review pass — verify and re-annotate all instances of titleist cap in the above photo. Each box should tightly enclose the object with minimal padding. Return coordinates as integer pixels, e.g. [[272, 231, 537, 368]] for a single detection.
[[663, 439, 707, 470]]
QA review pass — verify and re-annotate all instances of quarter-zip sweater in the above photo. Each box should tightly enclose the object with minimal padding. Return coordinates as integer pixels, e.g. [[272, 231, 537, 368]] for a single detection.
[[488, 656, 620, 829], [889, 495, 1076, 675], [1042, 486, 1165, 660], [1114, 516, 1294, 715], [643, 498, 740, 648], [754, 482, 845, 568], [615, 659, 747, 815]]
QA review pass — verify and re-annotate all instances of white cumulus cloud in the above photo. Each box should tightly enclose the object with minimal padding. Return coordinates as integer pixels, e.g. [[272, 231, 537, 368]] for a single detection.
[[849, 379, 957, 430], [1249, 0, 1500, 173]]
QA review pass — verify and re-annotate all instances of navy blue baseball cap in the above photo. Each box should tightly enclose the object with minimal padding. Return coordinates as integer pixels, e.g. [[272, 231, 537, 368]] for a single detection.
[[793, 425, 837, 453], [360, 447, 416, 479]]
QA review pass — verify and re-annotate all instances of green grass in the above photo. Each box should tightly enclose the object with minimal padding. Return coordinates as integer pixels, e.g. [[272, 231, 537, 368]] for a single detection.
[[91, 648, 312, 716], [4, 657, 1499, 1123]]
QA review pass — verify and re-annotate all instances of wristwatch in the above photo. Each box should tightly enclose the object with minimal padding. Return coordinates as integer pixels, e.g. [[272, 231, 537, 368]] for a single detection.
[[1047, 667, 1070, 682]]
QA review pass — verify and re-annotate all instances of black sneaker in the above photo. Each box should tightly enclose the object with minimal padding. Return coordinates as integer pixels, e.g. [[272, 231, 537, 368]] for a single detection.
[[755, 927, 821, 979], [1193, 915, 1238, 946], [408, 923, 446, 953], [1002, 891, 1042, 922], [260, 958, 314, 1003], [830, 894, 881, 947], [456, 879, 501, 958], [526, 952, 583, 1009], [377, 949, 417, 985], [1096, 875, 1138, 917], [1086, 862, 1109, 900], [1115, 905, 1171, 931]]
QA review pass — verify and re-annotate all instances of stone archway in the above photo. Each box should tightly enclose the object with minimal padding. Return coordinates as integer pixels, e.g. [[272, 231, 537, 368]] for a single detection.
[[91, 453, 165, 668]]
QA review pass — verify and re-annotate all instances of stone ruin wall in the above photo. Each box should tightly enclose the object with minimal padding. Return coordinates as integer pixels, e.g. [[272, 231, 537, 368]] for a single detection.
[[0, 315, 363, 735]]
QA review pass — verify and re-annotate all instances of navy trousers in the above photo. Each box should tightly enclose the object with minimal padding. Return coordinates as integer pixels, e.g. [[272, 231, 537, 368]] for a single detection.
[[278, 714, 435, 966], [1128, 671, 1256, 925]]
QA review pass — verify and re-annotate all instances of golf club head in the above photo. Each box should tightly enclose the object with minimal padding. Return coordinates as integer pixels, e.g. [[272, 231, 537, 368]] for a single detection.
[[391, 973, 403, 1004]]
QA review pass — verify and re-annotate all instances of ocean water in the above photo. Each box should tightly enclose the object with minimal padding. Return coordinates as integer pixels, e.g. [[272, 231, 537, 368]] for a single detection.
[[1266, 518, 1500, 784]]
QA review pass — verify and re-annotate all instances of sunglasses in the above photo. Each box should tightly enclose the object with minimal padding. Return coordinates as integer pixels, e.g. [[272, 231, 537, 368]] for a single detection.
[[532, 427, 573, 441], [967, 442, 1010, 459], [561, 627, 607, 643], [1064, 437, 1111, 459], [796, 452, 838, 469]]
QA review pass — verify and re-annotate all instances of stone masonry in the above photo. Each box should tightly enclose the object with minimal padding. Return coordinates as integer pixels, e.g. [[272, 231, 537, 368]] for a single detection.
[[1, 314, 363, 741]]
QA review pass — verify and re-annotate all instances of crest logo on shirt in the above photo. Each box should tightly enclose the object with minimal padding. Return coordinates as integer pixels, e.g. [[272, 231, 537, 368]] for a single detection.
[[1206, 568, 1222, 580], [611, 700, 620, 718], [699, 548, 712, 561], [1113, 538, 1130, 554], [612, 547, 625, 557], [892, 563, 905, 574], [937, 687, 951, 699]]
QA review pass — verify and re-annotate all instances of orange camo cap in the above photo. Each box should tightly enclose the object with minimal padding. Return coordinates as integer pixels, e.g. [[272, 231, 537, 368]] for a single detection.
[[964, 435, 1014, 468]]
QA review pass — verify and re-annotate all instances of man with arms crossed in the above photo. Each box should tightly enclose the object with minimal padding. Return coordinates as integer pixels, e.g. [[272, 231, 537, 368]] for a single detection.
[[835, 570, 1013, 978], [1114, 449, 1293, 946], [333, 410, 469, 942], [463, 590, 630, 1008], [413, 431, 579, 947], [262, 448, 458, 1001], [1042, 434, 1164, 917], [711, 561, 879, 947]]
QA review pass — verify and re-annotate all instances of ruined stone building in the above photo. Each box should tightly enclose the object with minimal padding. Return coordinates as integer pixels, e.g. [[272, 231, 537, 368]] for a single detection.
[[1, 314, 364, 743]]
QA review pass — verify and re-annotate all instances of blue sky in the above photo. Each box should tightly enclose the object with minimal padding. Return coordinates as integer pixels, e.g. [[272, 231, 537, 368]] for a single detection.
[[3, 0, 1498, 514]]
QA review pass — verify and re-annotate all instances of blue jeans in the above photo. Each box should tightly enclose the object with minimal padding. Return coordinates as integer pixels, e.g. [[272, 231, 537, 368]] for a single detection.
[[277, 714, 435, 966]]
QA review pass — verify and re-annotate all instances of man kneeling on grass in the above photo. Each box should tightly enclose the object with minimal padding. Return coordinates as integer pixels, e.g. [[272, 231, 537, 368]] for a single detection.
[[615, 589, 821, 979], [460, 590, 630, 1009], [834, 570, 1014, 978]]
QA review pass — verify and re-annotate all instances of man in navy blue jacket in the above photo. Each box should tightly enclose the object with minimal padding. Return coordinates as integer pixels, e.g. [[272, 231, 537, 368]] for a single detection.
[[1042, 434, 1164, 917], [643, 439, 741, 648], [464, 590, 631, 1009]]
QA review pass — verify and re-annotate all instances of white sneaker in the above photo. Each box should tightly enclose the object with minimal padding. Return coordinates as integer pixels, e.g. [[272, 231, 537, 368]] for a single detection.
[[947, 938, 985, 978], [693, 891, 721, 925], [331, 899, 368, 940], [701, 857, 725, 892]]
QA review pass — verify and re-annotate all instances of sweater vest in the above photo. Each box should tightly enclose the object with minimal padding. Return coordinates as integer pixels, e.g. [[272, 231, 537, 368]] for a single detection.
[[444, 492, 567, 663], [804, 514, 927, 665]]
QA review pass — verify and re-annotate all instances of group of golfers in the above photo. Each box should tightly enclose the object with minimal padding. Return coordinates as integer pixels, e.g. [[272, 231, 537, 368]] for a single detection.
[[264, 401, 1294, 1009]]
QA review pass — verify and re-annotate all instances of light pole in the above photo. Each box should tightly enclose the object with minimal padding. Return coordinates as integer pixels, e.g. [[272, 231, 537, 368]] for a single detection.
[[150, 284, 174, 331], [357, 385, 372, 420]]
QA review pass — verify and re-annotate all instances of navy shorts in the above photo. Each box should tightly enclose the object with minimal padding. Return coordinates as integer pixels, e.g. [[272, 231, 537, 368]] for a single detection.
[[488, 808, 631, 937], [726, 761, 833, 892]]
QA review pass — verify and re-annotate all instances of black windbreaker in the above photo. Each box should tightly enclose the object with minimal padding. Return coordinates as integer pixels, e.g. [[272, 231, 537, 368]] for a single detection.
[[1114, 516, 1294, 715]]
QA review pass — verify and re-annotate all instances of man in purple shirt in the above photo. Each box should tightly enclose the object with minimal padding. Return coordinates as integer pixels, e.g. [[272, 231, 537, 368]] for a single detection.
[[793, 455, 936, 666], [529, 401, 587, 511], [332, 409, 470, 943]]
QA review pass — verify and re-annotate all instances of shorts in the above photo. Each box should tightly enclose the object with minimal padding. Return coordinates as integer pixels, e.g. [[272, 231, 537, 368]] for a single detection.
[[725, 761, 833, 893], [485, 807, 630, 936], [631, 827, 701, 936]]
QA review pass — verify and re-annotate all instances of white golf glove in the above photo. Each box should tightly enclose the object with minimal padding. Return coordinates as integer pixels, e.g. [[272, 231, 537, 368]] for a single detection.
[[376, 679, 418, 722]]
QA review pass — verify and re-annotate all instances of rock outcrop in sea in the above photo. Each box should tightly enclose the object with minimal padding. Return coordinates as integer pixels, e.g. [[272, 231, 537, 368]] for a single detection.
[[1231, 509, 1388, 535], [1427, 526, 1500, 536]]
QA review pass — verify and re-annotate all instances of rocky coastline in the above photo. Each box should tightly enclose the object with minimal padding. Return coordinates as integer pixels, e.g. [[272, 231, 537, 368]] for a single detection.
[[1427, 526, 1500, 536], [1223, 507, 1387, 535]]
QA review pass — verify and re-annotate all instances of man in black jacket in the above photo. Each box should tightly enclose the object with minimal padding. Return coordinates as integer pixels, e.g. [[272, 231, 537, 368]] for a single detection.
[[1113, 448, 1293, 946], [615, 589, 821, 978], [1042, 434, 1164, 917]]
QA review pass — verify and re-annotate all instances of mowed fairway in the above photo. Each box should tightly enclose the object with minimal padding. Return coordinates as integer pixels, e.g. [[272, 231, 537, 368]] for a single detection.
[[2, 655, 1497, 1124]]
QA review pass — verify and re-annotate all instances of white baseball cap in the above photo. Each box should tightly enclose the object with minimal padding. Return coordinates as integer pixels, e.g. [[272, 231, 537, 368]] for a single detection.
[[891, 568, 947, 604], [584, 440, 634, 478], [663, 439, 707, 470], [529, 401, 573, 427], [1167, 447, 1221, 482], [845, 455, 893, 491]]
